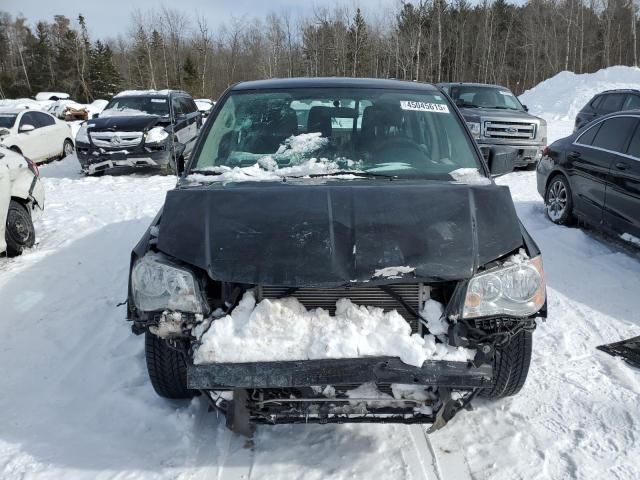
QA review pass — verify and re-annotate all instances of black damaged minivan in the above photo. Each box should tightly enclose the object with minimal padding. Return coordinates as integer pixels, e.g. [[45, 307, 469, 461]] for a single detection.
[[127, 78, 546, 434]]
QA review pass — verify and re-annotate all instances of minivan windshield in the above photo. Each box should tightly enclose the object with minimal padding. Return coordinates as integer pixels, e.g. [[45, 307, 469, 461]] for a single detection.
[[191, 88, 484, 181], [101, 96, 169, 117], [447, 85, 524, 111]]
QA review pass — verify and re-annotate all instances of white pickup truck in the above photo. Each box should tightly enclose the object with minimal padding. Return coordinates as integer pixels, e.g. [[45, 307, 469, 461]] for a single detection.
[[0, 147, 44, 256]]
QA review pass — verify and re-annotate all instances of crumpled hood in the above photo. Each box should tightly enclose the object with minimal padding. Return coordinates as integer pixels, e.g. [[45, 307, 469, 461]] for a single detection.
[[87, 114, 161, 132], [156, 181, 524, 287]]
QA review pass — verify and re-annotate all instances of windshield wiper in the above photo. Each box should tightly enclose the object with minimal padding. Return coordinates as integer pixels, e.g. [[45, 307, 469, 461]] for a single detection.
[[304, 171, 397, 179]]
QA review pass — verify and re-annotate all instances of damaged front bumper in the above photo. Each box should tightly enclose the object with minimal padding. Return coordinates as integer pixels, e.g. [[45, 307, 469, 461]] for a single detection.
[[188, 357, 492, 429], [187, 357, 492, 390], [77, 142, 172, 174]]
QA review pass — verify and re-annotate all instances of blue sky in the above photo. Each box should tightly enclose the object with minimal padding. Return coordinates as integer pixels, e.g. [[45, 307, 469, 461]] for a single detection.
[[3, 0, 399, 40]]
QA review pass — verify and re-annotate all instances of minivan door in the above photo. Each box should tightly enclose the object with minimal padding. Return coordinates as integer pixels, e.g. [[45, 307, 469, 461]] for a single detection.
[[604, 118, 640, 240]]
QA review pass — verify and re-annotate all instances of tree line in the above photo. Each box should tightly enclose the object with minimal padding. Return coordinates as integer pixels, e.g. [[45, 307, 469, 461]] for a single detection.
[[1, 0, 638, 102]]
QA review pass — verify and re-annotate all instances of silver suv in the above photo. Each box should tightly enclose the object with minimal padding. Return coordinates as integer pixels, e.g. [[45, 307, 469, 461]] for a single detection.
[[438, 82, 547, 168]]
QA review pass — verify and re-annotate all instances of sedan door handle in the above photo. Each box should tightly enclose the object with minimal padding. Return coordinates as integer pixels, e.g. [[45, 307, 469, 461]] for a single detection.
[[615, 162, 628, 170]]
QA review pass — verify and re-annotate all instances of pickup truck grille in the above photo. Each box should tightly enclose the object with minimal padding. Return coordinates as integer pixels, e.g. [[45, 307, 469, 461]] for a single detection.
[[483, 120, 536, 140], [89, 131, 143, 148], [259, 284, 423, 332]]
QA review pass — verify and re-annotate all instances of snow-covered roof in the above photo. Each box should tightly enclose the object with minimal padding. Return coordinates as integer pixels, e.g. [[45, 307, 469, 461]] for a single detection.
[[35, 92, 70, 101], [114, 89, 181, 98], [0, 107, 25, 114]]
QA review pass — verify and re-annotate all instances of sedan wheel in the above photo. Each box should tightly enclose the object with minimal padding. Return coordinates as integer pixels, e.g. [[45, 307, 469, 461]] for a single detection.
[[62, 139, 74, 158], [545, 175, 573, 225], [5, 200, 35, 256]]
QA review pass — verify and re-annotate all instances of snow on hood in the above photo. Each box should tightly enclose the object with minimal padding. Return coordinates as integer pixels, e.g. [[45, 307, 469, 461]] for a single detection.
[[99, 107, 154, 118], [193, 291, 474, 367]]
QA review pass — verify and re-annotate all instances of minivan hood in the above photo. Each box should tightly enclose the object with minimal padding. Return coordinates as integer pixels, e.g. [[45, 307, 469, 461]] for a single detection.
[[156, 181, 524, 287], [88, 114, 161, 132]]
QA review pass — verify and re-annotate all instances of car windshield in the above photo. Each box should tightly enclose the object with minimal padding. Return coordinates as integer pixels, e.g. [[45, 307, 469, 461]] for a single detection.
[[102, 96, 169, 116], [448, 85, 523, 111], [191, 87, 483, 181], [0, 113, 17, 129]]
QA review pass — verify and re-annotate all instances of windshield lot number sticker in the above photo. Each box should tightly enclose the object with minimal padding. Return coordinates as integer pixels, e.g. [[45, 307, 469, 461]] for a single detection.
[[400, 101, 449, 113]]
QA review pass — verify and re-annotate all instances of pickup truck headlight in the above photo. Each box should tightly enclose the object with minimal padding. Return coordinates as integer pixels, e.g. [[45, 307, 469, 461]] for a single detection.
[[145, 127, 169, 145], [463, 256, 545, 319], [76, 124, 89, 143], [466, 122, 481, 139], [131, 253, 207, 314]]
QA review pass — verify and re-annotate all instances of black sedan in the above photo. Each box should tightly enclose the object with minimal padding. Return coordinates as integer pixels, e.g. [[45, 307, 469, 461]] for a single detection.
[[537, 110, 640, 245]]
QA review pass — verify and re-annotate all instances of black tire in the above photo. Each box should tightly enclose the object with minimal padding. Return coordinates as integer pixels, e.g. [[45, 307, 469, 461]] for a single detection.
[[5, 199, 35, 257], [145, 331, 196, 399], [481, 330, 533, 399], [545, 174, 573, 225], [61, 138, 74, 159]]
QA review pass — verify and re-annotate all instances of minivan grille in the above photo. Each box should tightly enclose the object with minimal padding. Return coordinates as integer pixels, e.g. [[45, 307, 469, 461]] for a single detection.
[[483, 120, 536, 140], [89, 131, 143, 148], [259, 284, 423, 332]]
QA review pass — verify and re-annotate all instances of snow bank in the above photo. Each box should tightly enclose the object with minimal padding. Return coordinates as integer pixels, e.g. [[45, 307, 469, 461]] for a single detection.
[[194, 291, 474, 367], [519, 65, 640, 142]]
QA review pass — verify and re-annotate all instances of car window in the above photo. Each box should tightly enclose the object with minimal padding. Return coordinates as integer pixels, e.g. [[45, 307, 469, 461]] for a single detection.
[[590, 95, 603, 110], [103, 96, 169, 116], [626, 123, 640, 159], [180, 97, 196, 114], [19, 112, 40, 130], [193, 87, 483, 181], [0, 113, 17, 129], [623, 94, 640, 110], [598, 93, 625, 113], [34, 112, 55, 127], [172, 97, 184, 116], [576, 123, 601, 146], [591, 116, 638, 153]]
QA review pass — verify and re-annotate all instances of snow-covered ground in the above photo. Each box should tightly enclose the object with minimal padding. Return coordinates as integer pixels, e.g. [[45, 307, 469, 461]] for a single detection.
[[1, 67, 640, 479]]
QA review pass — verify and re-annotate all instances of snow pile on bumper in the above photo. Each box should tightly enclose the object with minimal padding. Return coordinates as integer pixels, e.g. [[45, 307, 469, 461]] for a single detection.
[[193, 291, 474, 367]]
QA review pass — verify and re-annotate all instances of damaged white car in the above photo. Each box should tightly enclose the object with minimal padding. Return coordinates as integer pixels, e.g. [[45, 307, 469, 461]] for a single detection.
[[0, 147, 44, 256]]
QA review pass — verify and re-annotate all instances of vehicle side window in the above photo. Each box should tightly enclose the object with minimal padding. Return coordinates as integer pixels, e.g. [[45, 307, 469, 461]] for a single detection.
[[626, 123, 640, 159], [598, 93, 625, 113], [576, 123, 601, 146], [623, 94, 640, 110], [19, 112, 39, 130], [172, 97, 184, 117], [179, 97, 194, 114], [34, 112, 55, 127], [591, 117, 638, 153], [590, 95, 603, 110]]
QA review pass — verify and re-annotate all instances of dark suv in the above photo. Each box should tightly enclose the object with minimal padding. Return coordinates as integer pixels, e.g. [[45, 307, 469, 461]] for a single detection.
[[76, 90, 202, 175], [574, 89, 640, 132], [127, 78, 546, 435]]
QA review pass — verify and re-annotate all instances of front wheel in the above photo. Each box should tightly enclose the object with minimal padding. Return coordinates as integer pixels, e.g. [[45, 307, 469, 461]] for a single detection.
[[61, 139, 74, 159], [545, 174, 573, 225], [481, 330, 533, 399], [145, 332, 196, 399], [5, 200, 35, 256]]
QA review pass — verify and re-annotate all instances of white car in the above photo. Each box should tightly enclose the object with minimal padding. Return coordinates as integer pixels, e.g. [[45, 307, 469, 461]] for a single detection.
[[0, 108, 74, 163], [0, 147, 44, 256], [194, 98, 215, 117]]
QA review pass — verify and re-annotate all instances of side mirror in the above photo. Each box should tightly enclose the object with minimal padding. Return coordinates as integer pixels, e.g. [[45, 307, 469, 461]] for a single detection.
[[19, 124, 35, 133], [522, 105, 529, 112], [487, 146, 516, 177]]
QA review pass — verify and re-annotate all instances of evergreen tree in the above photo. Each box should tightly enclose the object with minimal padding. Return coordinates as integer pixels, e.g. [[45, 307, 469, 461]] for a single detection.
[[348, 8, 369, 77], [89, 40, 120, 99], [182, 55, 198, 93]]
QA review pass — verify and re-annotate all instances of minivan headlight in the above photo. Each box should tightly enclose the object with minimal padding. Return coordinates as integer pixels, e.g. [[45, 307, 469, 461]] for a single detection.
[[145, 127, 169, 145], [463, 256, 545, 318], [466, 122, 481, 139], [131, 253, 207, 313]]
